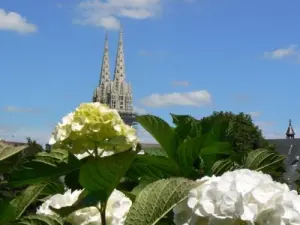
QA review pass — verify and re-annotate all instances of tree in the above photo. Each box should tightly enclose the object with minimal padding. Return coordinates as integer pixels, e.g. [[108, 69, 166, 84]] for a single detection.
[[199, 111, 268, 152]]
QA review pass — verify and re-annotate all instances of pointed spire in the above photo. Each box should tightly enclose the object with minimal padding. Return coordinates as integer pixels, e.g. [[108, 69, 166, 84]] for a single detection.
[[99, 31, 111, 86], [113, 27, 125, 81], [286, 119, 295, 139]]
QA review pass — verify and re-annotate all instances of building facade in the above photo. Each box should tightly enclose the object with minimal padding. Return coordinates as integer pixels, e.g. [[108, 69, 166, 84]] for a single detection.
[[92, 29, 136, 126]]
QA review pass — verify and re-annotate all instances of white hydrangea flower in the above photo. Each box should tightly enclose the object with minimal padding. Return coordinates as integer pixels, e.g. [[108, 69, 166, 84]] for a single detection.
[[173, 169, 300, 225], [49, 102, 138, 154], [37, 189, 132, 225], [37, 189, 82, 216]]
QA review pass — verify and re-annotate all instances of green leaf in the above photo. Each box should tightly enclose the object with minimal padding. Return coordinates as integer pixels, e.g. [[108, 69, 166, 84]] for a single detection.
[[0, 141, 28, 161], [40, 181, 65, 197], [211, 158, 235, 176], [244, 149, 285, 172], [200, 142, 233, 155], [17, 214, 64, 225], [0, 184, 47, 222], [143, 148, 168, 157], [176, 136, 205, 175], [171, 114, 202, 141], [125, 178, 200, 225], [136, 115, 179, 160], [64, 170, 83, 191], [126, 155, 181, 181], [10, 149, 81, 187], [79, 150, 135, 202]]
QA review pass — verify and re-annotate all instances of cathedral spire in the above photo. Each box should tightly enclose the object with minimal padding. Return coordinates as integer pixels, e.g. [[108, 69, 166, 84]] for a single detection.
[[113, 27, 125, 81], [286, 119, 295, 139], [99, 31, 110, 86]]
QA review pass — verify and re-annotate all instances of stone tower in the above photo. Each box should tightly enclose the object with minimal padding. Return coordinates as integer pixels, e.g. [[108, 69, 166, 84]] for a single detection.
[[93, 29, 136, 126]]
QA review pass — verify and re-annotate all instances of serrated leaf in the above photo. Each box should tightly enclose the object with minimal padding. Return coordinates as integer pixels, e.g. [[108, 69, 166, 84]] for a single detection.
[[211, 158, 234, 176], [171, 114, 202, 141], [79, 150, 135, 202], [143, 148, 168, 157], [176, 136, 205, 175], [64, 170, 83, 191], [40, 181, 65, 197], [136, 115, 179, 160], [10, 149, 81, 187], [0, 142, 28, 161], [0, 184, 47, 222], [126, 155, 181, 181], [244, 149, 285, 172], [125, 178, 200, 225], [17, 214, 63, 225], [200, 142, 233, 155]]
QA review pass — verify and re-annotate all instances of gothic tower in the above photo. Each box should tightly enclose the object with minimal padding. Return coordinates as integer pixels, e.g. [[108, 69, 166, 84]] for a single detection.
[[93, 29, 136, 126]]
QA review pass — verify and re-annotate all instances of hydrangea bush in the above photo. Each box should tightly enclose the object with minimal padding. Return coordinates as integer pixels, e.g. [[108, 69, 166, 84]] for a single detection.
[[0, 103, 297, 225]]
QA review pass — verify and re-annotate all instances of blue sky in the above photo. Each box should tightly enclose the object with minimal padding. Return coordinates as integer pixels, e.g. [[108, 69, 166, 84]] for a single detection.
[[1, 0, 300, 144]]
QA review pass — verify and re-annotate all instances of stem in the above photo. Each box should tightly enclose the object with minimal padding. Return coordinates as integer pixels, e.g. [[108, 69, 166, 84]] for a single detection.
[[100, 202, 107, 225], [94, 144, 98, 158]]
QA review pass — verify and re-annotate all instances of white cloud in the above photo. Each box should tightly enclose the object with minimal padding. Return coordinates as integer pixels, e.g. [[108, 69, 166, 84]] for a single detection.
[[2, 106, 38, 113], [133, 105, 147, 114], [248, 111, 261, 118], [0, 9, 37, 33], [264, 44, 297, 60], [171, 81, 189, 87], [140, 90, 212, 108], [75, 0, 161, 30], [255, 121, 274, 128]]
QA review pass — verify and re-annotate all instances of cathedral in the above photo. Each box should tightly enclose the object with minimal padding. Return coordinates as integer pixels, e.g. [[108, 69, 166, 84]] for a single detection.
[[92, 28, 136, 126]]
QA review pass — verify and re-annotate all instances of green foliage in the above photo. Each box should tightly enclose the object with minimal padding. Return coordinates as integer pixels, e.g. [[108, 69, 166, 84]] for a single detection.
[[0, 141, 28, 161], [244, 149, 286, 173], [136, 115, 179, 160], [0, 184, 47, 223], [171, 114, 202, 141], [126, 155, 182, 181], [211, 159, 235, 176], [0, 111, 287, 225], [79, 150, 135, 201], [143, 148, 168, 157], [17, 214, 64, 225], [199, 111, 267, 152], [176, 136, 205, 175], [125, 178, 199, 225], [10, 149, 81, 187]]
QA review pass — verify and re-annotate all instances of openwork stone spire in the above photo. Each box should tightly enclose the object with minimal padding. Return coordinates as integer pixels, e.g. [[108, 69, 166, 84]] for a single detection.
[[113, 27, 125, 81], [286, 119, 295, 139], [99, 32, 110, 85], [92, 28, 136, 126]]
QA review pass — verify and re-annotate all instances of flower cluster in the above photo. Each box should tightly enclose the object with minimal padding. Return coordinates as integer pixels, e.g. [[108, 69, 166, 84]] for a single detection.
[[37, 189, 132, 225], [173, 169, 300, 225], [49, 102, 138, 154]]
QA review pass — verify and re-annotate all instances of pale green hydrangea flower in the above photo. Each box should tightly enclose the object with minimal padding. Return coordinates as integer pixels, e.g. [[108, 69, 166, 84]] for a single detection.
[[49, 102, 138, 154]]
